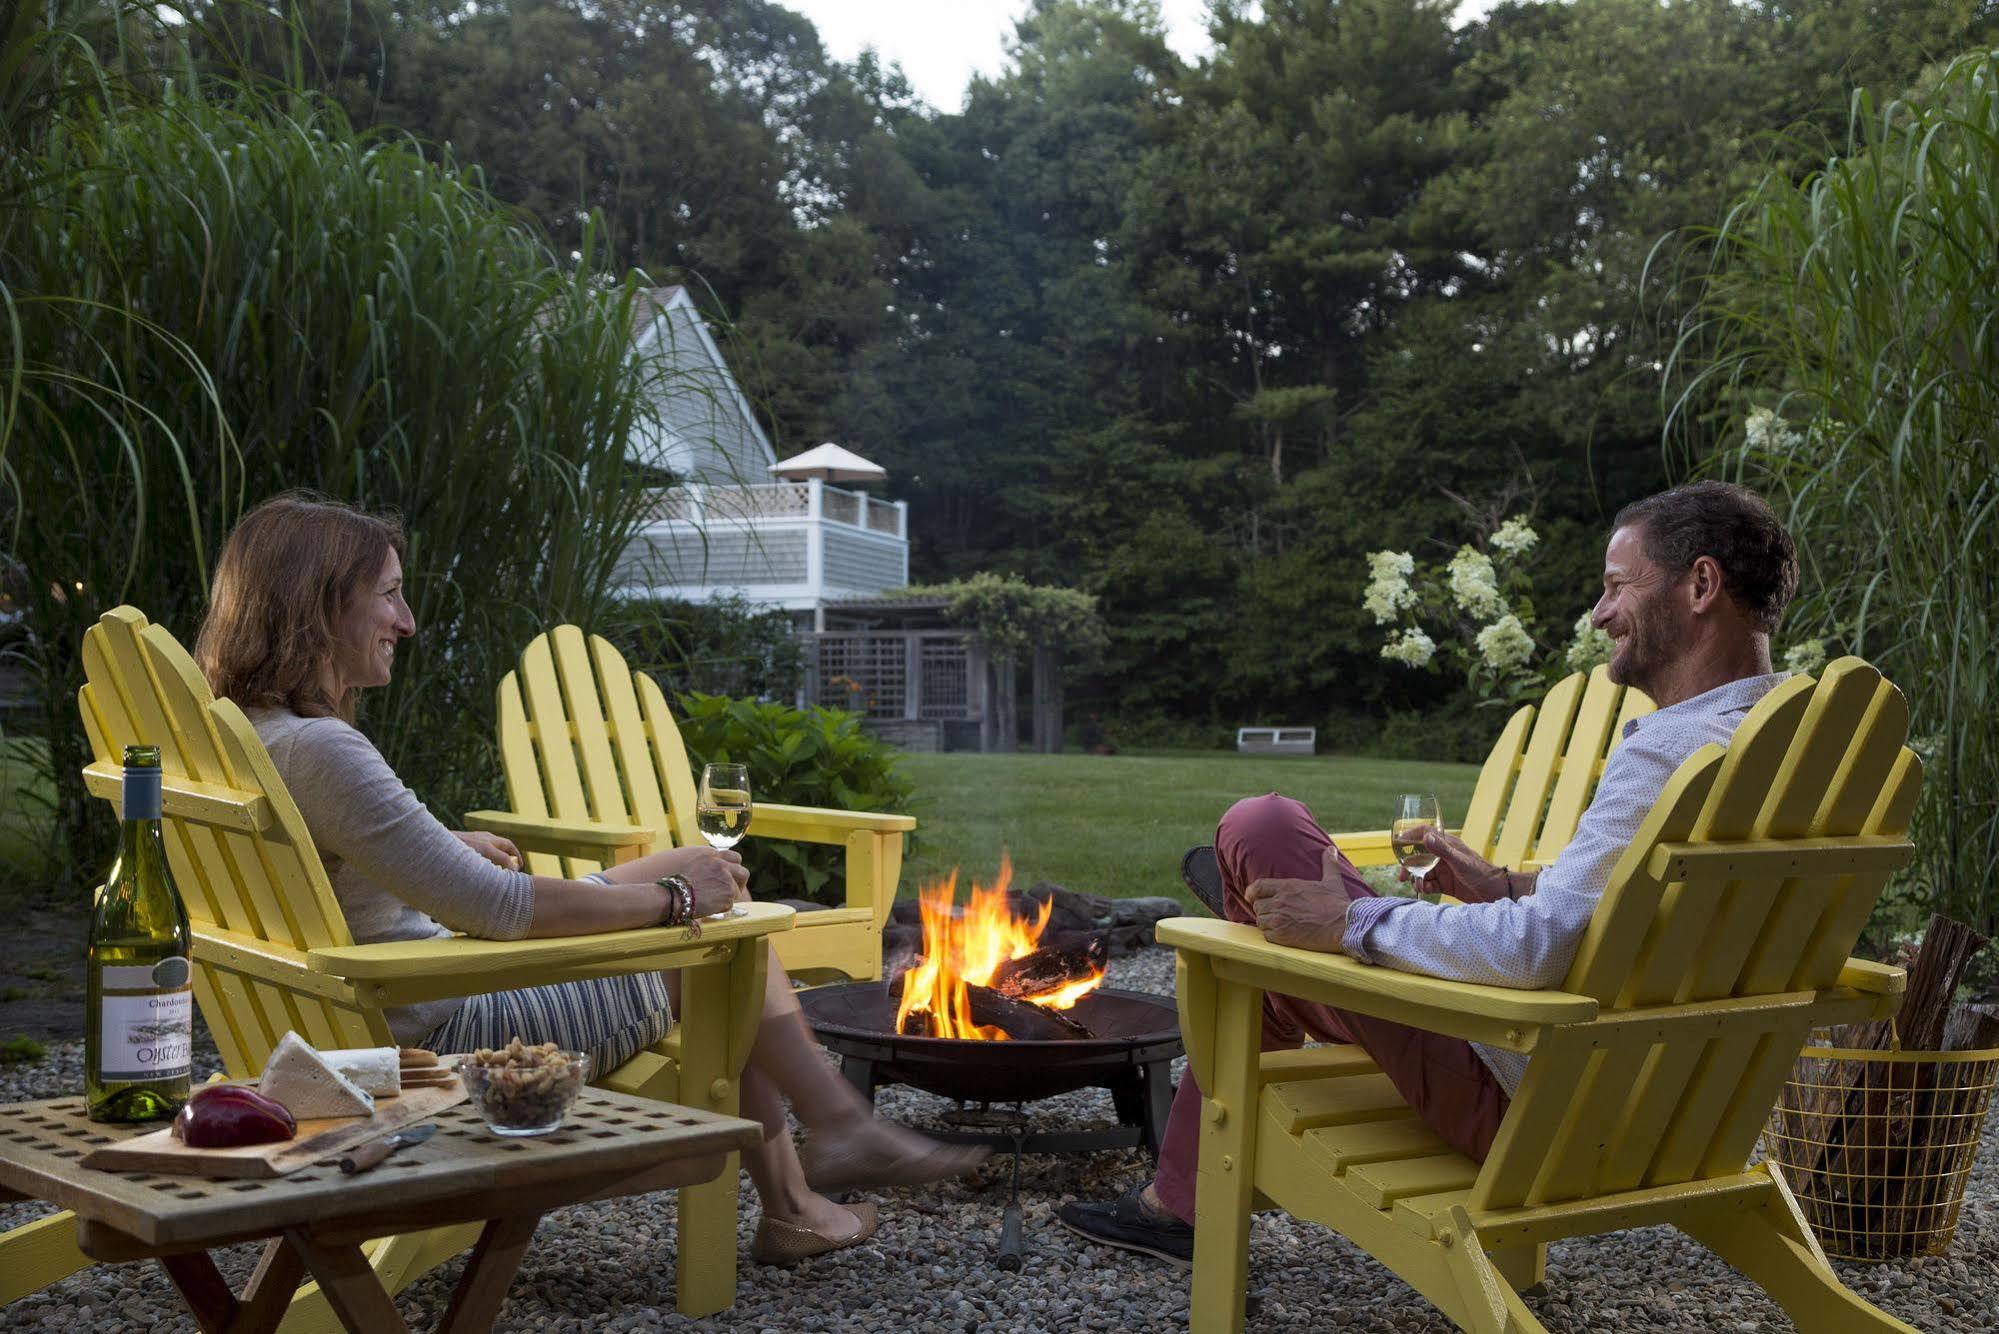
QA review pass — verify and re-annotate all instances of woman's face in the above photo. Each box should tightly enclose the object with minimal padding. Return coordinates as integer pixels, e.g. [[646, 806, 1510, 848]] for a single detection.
[[337, 548, 416, 693]]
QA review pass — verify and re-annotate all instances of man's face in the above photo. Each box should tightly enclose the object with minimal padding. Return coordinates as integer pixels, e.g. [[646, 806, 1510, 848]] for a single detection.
[[1591, 525, 1685, 692]]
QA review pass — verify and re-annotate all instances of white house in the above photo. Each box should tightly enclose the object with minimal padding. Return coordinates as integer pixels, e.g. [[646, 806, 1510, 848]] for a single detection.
[[613, 287, 909, 631]]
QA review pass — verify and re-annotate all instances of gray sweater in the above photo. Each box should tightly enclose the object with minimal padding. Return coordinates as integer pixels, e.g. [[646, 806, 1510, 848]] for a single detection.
[[250, 707, 535, 1043]]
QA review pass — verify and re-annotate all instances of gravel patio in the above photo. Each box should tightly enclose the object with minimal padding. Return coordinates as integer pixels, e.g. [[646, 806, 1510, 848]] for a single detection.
[[3, 947, 1992, 1333]]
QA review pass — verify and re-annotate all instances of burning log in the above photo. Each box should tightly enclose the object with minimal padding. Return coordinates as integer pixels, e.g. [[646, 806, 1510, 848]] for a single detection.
[[891, 976, 1098, 1041], [989, 939, 1108, 1003]]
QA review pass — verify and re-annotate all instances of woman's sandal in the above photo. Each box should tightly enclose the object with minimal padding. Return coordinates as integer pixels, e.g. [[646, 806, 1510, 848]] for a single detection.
[[751, 1202, 880, 1266], [800, 1134, 991, 1193]]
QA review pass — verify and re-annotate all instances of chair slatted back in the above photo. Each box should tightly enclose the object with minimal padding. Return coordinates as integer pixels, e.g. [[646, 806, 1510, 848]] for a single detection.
[[79, 609, 389, 1076], [1457, 667, 1653, 869], [498, 626, 701, 878], [1470, 659, 1919, 1214]]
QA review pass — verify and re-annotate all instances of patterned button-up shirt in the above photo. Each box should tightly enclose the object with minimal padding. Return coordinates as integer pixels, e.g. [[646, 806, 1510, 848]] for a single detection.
[[1341, 672, 1788, 1095]]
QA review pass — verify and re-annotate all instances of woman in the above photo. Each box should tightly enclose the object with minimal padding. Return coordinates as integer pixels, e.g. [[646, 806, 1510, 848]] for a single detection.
[[195, 492, 983, 1263]]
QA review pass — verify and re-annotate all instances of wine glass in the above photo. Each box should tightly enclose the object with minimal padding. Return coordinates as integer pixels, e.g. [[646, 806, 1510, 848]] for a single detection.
[[697, 763, 752, 918], [1391, 793, 1443, 904]]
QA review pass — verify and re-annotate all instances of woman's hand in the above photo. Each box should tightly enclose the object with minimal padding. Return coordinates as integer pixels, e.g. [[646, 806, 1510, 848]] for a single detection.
[[1394, 825, 1511, 903], [676, 848, 749, 917], [453, 829, 522, 871]]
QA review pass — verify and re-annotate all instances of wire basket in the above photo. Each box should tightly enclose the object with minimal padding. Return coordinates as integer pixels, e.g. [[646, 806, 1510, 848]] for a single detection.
[[1764, 1034, 1999, 1261]]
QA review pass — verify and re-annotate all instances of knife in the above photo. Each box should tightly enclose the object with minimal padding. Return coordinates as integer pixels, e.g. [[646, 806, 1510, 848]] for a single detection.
[[338, 1122, 438, 1175]]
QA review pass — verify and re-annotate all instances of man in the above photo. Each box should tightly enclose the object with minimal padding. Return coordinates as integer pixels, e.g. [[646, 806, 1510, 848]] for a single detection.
[[1058, 481, 1801, 1265]]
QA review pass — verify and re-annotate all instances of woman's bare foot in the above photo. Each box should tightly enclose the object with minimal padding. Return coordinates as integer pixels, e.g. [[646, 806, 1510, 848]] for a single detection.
[[801, 1115, 991, 1192]]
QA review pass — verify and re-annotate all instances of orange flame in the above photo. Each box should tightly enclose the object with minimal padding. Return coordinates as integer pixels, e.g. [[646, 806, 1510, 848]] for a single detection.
[[894, 853, 1107, 1040]]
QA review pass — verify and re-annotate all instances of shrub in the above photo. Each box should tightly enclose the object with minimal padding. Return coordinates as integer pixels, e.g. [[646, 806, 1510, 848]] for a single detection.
[[673, 694, 915, 905], [1372, 695, 1498, 765], [599, 596, 804, 701], [0, 1035, 47, 1064]]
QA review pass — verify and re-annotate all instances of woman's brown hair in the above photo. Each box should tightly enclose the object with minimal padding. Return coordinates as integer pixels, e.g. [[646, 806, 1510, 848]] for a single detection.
[[196, 492, 406, 722]]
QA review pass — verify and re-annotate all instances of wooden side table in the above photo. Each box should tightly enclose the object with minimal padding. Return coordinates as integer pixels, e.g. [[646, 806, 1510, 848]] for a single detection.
[[0, 1087, 762, 1333]]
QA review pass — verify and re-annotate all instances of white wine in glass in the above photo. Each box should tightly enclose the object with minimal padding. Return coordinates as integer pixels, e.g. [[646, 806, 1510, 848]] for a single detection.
[[697, 763, 752, 917], [1391, 793, 1443, 904]]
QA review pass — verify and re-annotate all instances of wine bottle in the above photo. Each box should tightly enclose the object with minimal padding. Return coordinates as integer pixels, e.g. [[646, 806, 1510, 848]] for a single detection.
[[86, 744, 194, 1122]]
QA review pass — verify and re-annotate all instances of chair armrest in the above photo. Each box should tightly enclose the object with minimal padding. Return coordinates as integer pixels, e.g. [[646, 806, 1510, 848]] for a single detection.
[[1158, 917, 1596, 1052], [1836, 957, 1905, 997], [1326, 827, 1468, 870], [751, 802, 916, 845], [1328, 828, 1396, 868], [306, 903, 794, 1006], [462, 810, 657, 859]]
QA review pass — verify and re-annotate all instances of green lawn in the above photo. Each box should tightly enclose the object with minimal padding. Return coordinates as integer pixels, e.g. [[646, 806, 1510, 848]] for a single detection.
[[895, 750, 1481, 911]]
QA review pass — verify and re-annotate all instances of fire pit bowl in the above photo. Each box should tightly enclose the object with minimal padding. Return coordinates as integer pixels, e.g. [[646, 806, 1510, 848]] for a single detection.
[[801, 983, 1182, 1107]]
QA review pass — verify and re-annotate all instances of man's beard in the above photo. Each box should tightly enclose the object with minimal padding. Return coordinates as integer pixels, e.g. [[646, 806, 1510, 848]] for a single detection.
[[1606, 588, 1677, 694]]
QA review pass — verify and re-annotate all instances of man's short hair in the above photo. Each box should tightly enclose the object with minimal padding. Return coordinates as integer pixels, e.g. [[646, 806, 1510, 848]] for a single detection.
[[1613, 481, 1799, 633]]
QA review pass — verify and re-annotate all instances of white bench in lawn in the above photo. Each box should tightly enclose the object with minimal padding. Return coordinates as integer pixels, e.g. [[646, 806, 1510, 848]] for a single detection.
[[1235, 726, 1316, 756]]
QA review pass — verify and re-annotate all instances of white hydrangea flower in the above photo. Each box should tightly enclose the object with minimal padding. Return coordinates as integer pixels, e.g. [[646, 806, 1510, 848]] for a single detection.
[[1745, 407, 1803, 453], [1362, 550, 1418, 624], [1564, 611, 1615, 671], [1782, 639, 1827, 675], [1447, 546, 1506, 620], [1380, 627, 1436, 668], [1489, 516, 1539, 558], [1475, 614, 1536, 671]]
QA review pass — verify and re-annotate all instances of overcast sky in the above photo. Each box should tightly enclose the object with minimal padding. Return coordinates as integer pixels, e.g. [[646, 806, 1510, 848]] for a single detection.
[[783, 1, 1504, 111]]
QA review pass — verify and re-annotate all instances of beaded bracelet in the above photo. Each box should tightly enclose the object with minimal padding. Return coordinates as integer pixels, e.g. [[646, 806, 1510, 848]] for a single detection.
[[657, 874, 700, 938]]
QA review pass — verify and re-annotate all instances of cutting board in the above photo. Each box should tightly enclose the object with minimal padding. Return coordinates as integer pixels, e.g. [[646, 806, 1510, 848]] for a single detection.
[[82, 1075, 466, 1179]]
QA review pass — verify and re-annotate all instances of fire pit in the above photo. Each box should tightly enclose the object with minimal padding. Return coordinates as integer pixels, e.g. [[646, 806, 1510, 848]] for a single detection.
[[802, 858, 1185, 1272], [800, 857, 1183, 1157], [802, 983, 1181, 1152]]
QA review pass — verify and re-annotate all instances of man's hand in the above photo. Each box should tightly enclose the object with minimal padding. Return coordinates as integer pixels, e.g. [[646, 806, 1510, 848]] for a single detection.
[[1393, 825, 1515, 903], [453, 829, 522, 871], [1245, 845, 1353, 953]]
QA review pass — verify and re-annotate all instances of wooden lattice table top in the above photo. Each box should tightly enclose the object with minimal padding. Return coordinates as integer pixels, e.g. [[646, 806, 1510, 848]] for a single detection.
[[0, 1086, 761, 1250]]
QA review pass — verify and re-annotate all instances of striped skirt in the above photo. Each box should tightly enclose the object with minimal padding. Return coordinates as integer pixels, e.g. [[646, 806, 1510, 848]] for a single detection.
[[421, 969, 674, 1074], [417, 872, 676, 1073]]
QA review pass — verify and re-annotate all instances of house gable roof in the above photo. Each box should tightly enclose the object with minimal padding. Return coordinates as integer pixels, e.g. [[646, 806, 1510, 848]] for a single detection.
[[627, 286, 777, 484]]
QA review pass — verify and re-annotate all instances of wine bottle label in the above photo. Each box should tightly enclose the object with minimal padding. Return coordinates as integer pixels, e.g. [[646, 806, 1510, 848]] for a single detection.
[[96, 983, 192, 1081]]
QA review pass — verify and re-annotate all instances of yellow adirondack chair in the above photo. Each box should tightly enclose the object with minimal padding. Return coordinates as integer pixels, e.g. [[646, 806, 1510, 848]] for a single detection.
[[465, 625, 912, 983], [1164, 657, 1920, 1333], [1332, 666, 1653, 872], [0, 607, 789, 1326]]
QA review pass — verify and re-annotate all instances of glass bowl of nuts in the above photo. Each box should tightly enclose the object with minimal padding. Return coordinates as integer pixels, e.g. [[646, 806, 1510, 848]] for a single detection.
[[457, 1041, 589, 1137]]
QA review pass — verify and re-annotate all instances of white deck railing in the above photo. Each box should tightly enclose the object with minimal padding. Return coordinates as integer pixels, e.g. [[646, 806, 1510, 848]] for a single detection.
[[641, 479, 906, 539], [624, 477, 910, 612]]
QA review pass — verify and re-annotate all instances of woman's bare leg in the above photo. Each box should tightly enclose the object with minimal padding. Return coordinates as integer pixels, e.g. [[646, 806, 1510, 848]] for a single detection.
[[660, 970, 863, 1234], [736, 1068, 865, 1235]]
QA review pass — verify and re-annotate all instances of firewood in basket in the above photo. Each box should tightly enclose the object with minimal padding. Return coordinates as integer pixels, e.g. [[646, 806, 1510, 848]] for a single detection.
[[989, 939, 1109, 1002], [1794, 913, 1991, 1243]]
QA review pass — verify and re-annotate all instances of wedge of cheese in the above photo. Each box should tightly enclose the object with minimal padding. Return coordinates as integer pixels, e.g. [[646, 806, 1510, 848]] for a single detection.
[[318, 1046, 403, 1097], [257, 1031, 375, 1119]]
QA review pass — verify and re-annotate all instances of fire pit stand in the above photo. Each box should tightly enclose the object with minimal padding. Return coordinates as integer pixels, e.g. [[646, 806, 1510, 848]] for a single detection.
[[800, 984, 1183, 1157]]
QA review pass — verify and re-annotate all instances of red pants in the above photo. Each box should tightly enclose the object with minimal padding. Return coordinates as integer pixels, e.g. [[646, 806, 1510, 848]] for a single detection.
[[1151, 794, 1510, 1226]]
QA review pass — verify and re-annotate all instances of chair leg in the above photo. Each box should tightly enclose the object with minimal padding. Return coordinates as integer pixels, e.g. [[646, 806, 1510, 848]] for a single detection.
[[1188, 969, 1261, 1334], [667, 938, 765, 1318], [1441, 1210, 1547, 1334], [0, 1211, 92, 1304], [1487, 1240, 1547, 1296], [1681, 1168, 1918, 1334]]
